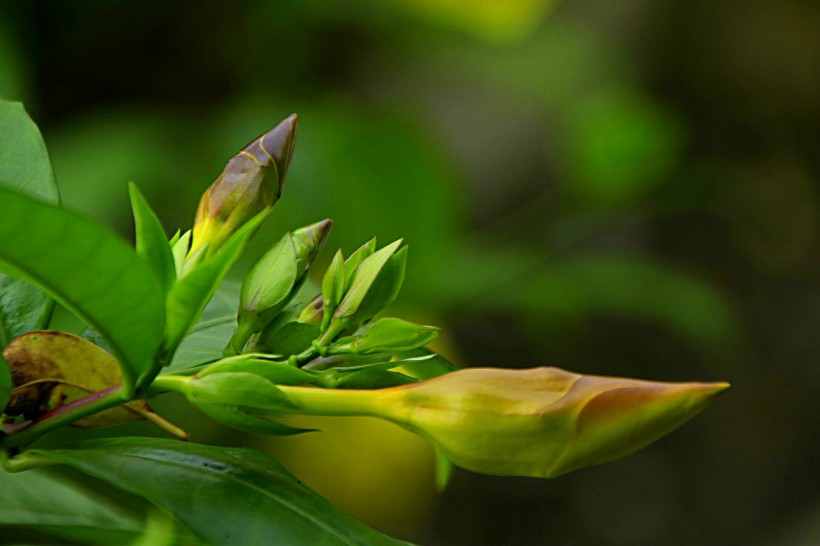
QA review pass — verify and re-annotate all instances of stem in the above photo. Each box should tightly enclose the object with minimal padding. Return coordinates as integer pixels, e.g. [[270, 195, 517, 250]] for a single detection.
[[315, 320, 345, 351], [291, 346, 319, 367], [2, 385, 128, 450], [224, 314, 256, 356], [276, 385, 390, 417], [1, 449, 58, 473], [148, 374, 193, 397], [141, 412, 189, 440]]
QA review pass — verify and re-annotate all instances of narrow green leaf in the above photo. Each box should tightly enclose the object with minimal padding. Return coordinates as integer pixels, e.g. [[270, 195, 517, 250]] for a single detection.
[[0, 467, 143, 544], [302, 353, 389, 372], [168, 229, 181, 248], [129, 183, 176, 293], [0, 351, 10, 411], [25, 438, 407, 545], [165, 212, 267, 356], [0, 99, 58, 347], [332, 368, 415, 389], [393, 348, 458, 380], [171, 229, 191, 276], [0, 187, 165, 394], [193, 401, 312, 436]]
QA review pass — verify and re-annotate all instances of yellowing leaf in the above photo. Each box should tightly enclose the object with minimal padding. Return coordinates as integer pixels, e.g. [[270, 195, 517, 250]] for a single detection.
[[4, 331, 153, 427]]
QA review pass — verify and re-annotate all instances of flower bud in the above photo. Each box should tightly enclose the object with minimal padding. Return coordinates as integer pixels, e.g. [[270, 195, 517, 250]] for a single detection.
[[275, 366, 729, 479], [227, 219, 331, 354], [379, 367, 729, 478], [297, 294, 324, 325], [190, 114, 298, 256], [318, 240, 407, 346], [328, 318, 439, 355], [291, 219, 332, 275]]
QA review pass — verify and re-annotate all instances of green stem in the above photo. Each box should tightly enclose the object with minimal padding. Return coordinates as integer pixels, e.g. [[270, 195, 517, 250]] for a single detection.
[[1, 449, 58, 473], [224, 313, 256, 356], [148, 374, 193, 397], [2, 386, 129, 450], [276, 385, 390, 417], [315, 320, 345, 350], [291, 346, 319, 367]]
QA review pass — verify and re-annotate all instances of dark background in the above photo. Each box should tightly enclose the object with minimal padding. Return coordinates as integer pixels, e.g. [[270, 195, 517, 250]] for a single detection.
[[1, 0, 819, 544]]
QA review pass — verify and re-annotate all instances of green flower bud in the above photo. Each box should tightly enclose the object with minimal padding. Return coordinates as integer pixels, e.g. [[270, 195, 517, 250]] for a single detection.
[[275, 367, 729, 479], [298, 294, 324, 325], [382, 367, 729, 478], [227, 219, 331, 355], [318, 240, 407, 346], [154, 369, 309, 436], [320, 250, 345, 330], [190, 114, 298, 257], [328, 318, 439, 355]]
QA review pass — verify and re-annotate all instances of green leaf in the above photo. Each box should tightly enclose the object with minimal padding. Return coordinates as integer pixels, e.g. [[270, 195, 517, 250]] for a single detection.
[[393, 348, 458, 380], [0, 99, 58, 348], [0, 351, 10, 411], [0, 467, 143, 544], [0, 100, 59, 204], [25, 438, 407, 545], [166, 318, 236, 374], [129, 183, 176, 293], [165, 283, 239, 374], [0, 274, 52, 345], [165, 212, 267, 356], [258, 319, 321, 356], [302, 353, 392, 372], [0, 187, 165, 394], [331, 368, 415, 389], [193, 401, 312, 436], [171, 229, 191, 276]]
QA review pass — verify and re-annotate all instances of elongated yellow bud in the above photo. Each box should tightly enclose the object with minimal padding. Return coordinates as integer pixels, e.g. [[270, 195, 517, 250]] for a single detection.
[[382, 367, 729, 478], [276, 366, 729, 479]]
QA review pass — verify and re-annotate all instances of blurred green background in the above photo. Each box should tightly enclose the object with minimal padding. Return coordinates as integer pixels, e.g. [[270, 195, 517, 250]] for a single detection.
[[2, 0, 819, 544]]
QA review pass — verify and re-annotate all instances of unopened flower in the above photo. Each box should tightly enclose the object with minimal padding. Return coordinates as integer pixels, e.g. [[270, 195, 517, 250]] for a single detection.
[[190, 115, 298, 257], [277, 366, 729, 478]]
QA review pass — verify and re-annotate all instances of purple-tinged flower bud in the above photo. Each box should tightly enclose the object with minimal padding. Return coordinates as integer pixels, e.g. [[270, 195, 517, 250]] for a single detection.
[[190, 115, 298, 257]]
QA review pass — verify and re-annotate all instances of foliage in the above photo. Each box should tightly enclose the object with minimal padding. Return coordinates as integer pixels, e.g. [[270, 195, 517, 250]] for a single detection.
[[0, 99, 728, 544]]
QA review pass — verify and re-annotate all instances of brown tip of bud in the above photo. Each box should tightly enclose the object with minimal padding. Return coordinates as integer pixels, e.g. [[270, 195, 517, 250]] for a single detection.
[[264, 114, 298, 171], [239, 114, 298, 193]]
